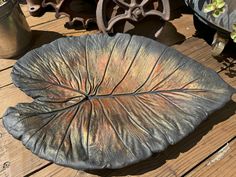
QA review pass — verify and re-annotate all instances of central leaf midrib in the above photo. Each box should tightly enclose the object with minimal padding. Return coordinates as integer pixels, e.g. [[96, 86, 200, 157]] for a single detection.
[[13, 73, 212, 104], [88, 88, 210, 100]]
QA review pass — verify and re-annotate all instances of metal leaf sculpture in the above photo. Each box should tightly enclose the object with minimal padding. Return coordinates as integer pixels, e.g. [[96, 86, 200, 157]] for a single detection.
[[3, 33, 234, 170]]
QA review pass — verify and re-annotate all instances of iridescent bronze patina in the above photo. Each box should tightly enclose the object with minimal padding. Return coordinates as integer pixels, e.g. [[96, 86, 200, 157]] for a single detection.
[[3, 33, 235, 170], [26, 0, 170, 36]]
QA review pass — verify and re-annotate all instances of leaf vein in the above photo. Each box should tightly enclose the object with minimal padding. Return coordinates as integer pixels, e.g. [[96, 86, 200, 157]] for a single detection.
[[12, 73, 86, 96], [85, 36, 92, 94], [134, 47, 169, 93], [114, 97, 158, 142], [57, 42, 85, 95], [93, 35, 123, 95], [151, 59, 191, 91], [55, 104, 81, 161], [157, 93, 197, 128], [110, 41, 143, 94], [98, 99, 136, 158]]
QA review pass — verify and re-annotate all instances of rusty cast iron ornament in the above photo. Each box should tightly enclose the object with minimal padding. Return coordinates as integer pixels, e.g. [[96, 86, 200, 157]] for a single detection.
[[26, 0, 170, 36], [96, 0, 170, 37], [3, 34, 235, 170]]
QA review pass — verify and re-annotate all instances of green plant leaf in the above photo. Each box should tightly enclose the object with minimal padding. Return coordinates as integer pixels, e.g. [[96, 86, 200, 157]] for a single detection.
[[234, 38, 236, 43], [204, 4, 216, 13], [216, 0, 224, 3], [214, 0, 225, 4], [218, 7, 225, 13], [0, 0, 6, 6], [232, 24, 236, 31], [213, 9, 221, 17], [231, 32, 236, 39], [216, 1, 225, 8]]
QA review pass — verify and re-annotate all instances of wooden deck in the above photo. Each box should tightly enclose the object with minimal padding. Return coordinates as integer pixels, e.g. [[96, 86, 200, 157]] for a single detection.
[[0, 3, 235, 177]]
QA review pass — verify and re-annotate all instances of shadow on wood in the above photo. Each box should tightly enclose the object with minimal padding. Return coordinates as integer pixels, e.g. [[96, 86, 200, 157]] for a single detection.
[[4, 30, 63, 60], [112, 18, 186, 46], [31, 30, 64, 49], [215, 41, 236, 79]]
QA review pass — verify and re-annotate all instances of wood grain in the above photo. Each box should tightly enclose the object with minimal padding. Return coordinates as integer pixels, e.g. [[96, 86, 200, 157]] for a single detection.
[[0, 68, 12, 88], [31, 164, 99, 177], [0, 121, 48, 177], [20, 4, 31, 18], [186, 139, 236, 177], [0, 85, 32, 118], [0, 60, 17, 71], [174, 37, 224, 72]]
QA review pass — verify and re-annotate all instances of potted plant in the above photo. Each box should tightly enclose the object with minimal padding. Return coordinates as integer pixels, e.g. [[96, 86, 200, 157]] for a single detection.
[[185, 0, 236, 56]]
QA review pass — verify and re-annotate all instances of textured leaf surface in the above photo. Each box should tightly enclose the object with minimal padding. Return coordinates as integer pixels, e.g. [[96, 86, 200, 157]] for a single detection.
[[3, 33, 234, 169]]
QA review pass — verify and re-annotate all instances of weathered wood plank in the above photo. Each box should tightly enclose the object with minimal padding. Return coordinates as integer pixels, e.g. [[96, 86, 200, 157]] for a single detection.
[[218, 58, 236, 87], [186, 139, 236, 177], [20, 3, 31, 18], [27, 14, 65, 29], [172, 14, 195, 39], [0, 60, 17, 71], [0, 68, 12, 88], [158, 13, 195, 46], [0, 85, 32, 118], [21, 0, 65, 27], [31, 164, 99, 177], [0, 121, 48, 177]]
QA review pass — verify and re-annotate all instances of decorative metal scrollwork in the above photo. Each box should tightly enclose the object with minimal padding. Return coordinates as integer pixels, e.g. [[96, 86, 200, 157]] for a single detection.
[[96, 0, 170, 37], [26, 0, 170, 36]]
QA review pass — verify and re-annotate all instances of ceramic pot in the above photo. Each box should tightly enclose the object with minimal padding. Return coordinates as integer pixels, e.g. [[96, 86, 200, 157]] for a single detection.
[[0, 0, 31, 58]]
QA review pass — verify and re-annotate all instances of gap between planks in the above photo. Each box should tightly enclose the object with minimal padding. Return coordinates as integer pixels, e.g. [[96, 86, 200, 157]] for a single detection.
[[184, 137, 236, 177]]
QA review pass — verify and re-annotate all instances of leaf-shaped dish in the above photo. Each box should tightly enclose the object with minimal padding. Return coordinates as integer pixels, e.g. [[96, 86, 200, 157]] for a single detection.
[[3, 33, 234, 170]]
